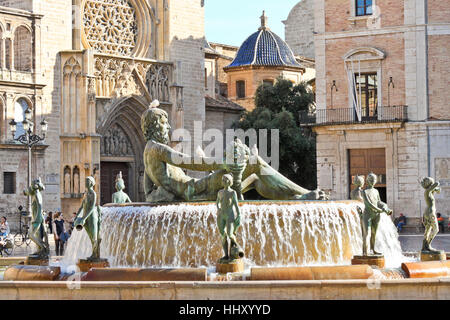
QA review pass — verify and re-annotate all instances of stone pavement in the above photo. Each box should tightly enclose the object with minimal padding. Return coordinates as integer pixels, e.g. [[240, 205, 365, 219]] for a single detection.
[[399, 234, 450, 253], [5, 233, 63, 258]]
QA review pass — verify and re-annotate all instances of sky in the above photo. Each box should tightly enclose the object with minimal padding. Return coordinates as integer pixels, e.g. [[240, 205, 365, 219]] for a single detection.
[[205, 0, 302, 47]]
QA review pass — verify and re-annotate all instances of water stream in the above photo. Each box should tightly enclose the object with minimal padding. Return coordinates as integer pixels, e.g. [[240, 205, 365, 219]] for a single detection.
[[60, 201, 408, 272]]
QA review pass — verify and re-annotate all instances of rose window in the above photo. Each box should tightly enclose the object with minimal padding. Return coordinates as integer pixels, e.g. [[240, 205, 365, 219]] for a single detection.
[[83, 0, 138, 56]]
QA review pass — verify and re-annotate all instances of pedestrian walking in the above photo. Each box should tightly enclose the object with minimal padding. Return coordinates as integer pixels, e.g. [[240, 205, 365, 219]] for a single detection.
[[52, 212, 66, 256]]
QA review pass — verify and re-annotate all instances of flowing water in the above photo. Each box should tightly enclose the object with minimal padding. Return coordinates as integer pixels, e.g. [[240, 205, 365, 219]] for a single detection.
[[60, 201, 407, 272]]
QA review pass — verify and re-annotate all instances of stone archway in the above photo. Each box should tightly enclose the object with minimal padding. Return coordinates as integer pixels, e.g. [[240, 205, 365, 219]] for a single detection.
[[97, 96, 147, 204]]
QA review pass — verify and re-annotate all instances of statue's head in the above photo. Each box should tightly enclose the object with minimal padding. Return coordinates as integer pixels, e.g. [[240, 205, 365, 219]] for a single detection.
[[420, 176, 434, 189], [86, 176, 96, 189], [32, 177, 45, 192], [367, 173, 377, 187], [115, 171, 125, 191], [222, 174, 233, 188], [353, 175, 365, 187], [141, 100, 171, 144]]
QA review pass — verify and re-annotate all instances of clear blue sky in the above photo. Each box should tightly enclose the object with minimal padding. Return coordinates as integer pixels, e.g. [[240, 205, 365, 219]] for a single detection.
[[205, 0, 301, 47]]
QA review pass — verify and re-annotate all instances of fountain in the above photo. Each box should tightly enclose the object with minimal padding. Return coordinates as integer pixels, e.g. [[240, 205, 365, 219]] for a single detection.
[[2, 102, 449, 300], [61, 200, 405, 271]]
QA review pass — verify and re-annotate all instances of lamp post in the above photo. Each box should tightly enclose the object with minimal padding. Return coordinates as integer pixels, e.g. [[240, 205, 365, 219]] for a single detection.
[[9, 109, 48, 217]]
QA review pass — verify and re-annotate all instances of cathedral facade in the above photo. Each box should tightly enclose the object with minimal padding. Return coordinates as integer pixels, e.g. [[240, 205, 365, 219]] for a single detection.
[[0, 0, 208, 223]]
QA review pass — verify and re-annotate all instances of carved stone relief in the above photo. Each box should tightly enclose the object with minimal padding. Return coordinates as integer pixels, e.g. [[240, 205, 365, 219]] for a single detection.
[[436, 158, 450, 181], [101, 124, 133, 157], [93, 56, 172, 103], [64, 167, 71, 194], [435, 158, 450, 199], [146, 64, 170, 103]]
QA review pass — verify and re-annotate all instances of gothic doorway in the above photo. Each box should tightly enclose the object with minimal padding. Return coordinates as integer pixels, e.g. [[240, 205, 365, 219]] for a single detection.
[[97, 97, 148, 204], [100, 162, 130, 205]]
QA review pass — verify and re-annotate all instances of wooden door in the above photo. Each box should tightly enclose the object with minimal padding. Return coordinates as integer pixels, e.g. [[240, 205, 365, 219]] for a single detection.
[[100, 162, 129, 205], [349, 148, 386, 202]]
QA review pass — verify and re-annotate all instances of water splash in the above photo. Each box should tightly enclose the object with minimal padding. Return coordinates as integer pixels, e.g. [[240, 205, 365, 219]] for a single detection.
[[62, 201, 407, 269]]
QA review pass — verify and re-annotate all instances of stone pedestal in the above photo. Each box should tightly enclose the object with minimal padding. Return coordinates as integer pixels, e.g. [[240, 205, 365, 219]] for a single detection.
[[25, 256, 49, 266], [216, 259, 244, 274], [351, 255, 385, 268], [420, 251, 446, 262], [77, 259, 110, 272]]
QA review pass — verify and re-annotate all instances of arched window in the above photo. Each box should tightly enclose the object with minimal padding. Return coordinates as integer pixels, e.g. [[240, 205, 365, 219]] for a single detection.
[[236, 80, 246, 99], [14, 98, 29, 139], [14, 26, 32, 72]]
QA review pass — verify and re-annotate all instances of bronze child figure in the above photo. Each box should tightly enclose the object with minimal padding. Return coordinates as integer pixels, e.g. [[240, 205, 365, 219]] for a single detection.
[[112, 171, 132, 204], [216, 174, 244, 262], [74, 176, 102, 261], [350, 175, 365, 201], [24, 178, 49, 258], [361, 173, 393, 256], [420, 177, 441, 253]]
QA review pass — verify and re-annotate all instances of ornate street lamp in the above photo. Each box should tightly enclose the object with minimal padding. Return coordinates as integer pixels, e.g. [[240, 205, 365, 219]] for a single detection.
[[9, 110, 48, 217]]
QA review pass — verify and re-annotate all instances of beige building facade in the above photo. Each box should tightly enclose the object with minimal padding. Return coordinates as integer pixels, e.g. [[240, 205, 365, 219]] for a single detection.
[[305, 0, 450, 226], [284, 0, 315, 59], [0, 0, 210, 225]]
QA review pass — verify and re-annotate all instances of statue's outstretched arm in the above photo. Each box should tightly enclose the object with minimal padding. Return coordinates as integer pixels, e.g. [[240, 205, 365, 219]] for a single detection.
[[156, 143, 224, 172]]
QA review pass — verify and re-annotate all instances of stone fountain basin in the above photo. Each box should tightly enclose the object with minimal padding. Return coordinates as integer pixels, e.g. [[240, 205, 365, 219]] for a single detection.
[[1, 262, 450, 300], [4, 260, 450, 281], [93, 200, 370, 268]]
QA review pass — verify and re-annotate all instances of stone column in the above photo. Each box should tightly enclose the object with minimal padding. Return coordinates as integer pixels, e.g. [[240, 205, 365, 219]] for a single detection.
[[5, 93, 14, 139], [1, 37, 5, 70]]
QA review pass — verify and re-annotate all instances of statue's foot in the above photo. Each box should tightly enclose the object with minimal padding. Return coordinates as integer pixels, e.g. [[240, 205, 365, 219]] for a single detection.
[[372, 250, 382, 256], [87, 255, 101, 262], [425, 246, 442, 254], [218, 256, 230, 263], [295, 190, 330, 201], [147, 187, 177, 203]]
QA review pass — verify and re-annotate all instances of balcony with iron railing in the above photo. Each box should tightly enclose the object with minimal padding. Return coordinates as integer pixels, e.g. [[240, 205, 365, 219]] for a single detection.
[[299, 105, 408, 126]]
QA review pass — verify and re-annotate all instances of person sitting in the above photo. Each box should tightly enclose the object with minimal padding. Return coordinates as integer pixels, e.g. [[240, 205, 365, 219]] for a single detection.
[[437, 213, 445, 233], [395, 213, 407, 233], [0, 216, 10, 238]]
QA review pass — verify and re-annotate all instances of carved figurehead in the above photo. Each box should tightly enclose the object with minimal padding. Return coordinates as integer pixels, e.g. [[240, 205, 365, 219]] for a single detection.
[[141, 100, 329, 203], [112, 171, 132, 204], [24, 177, 49, 258], [74, 176, 102, 261]]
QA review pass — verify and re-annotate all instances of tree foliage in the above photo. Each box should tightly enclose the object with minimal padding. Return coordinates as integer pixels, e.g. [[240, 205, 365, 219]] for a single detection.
[[234, 78, 317, 191]]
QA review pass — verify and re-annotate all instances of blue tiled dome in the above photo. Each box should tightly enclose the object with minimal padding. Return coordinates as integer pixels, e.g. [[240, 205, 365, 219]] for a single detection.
[[226, 19, 301, 69]]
